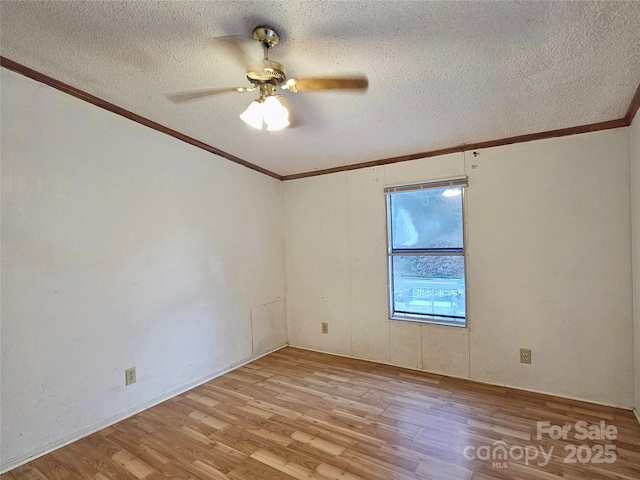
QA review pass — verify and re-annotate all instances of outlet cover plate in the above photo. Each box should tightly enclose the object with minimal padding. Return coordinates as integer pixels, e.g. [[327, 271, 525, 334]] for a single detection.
[[520, 348, 531, 364], [125, 367, 136, 385]]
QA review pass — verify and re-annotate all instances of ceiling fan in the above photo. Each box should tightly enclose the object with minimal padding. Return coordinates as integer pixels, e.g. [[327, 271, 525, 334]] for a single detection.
[[168, 26, 368, 131]]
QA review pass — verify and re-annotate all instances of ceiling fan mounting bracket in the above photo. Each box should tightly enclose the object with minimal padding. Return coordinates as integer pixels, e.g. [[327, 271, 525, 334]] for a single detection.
[[253, 26, 279, 49]]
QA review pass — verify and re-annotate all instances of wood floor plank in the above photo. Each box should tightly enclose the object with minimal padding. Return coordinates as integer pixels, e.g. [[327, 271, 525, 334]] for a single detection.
[[4, 347, 640, 479], [66, 440, 141, 480], [3, 466, 45, 480], [26, 456, 78, 480], [226, 457, 296, 480]]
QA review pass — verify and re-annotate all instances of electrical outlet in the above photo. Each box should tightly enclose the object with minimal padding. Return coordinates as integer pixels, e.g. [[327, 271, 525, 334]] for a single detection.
[[125, 367, 136, 385], [321, 322, 328, 334], [520, 348, 532, 364]]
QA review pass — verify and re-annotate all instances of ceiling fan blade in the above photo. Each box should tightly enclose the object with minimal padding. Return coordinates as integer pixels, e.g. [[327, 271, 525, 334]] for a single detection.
[[166, 87, 253, 103], [212, 35, 262, 72], [284, 76, 368, 93]]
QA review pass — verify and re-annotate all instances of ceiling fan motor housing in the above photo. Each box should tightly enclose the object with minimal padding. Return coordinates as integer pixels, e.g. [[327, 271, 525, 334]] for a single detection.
[[246, 60, 286, 86], [247, 26, 287, 89]]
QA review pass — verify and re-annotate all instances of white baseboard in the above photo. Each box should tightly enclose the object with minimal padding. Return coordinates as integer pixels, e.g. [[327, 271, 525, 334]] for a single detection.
[[0, 344, 287, 474], [633, 408, 640, 425], [288, 343, 635, 412]]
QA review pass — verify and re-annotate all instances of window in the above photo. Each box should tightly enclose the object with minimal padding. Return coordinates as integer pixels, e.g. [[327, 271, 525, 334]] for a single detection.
[[385, 178, 468, 326]]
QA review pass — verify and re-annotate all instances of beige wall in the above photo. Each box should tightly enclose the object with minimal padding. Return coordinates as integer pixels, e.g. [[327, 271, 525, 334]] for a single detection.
[[0, 69, 286, 470], [284, 128, 634, 408], [631, 112, 640, 414]]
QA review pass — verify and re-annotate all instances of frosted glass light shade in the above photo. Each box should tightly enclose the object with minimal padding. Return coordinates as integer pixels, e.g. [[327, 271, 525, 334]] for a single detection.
[[263, 96, 290, 131], [240, 96, 290, 131], [265, 116, 290, 131], [239, 100, 264, 129]]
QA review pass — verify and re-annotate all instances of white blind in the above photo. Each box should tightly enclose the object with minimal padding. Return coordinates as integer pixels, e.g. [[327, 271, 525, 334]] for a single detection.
[[384, 176, 468, 194]]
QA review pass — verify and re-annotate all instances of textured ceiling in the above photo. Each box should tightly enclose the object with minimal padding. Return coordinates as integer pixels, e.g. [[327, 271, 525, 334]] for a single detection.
[[1, 0, 639, 176]]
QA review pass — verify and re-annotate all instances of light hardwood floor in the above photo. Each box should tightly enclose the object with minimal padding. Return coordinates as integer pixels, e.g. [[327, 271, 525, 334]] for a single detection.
[[3, 347, 640, 479]]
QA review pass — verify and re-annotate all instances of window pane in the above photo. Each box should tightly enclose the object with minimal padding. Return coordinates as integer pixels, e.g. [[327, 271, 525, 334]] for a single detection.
[[390, 187, 463, 250], [391, 255, 465, 321]]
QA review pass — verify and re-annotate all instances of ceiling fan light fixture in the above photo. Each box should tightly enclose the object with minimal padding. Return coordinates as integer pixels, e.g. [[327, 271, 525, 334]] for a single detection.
[[240, 95, 289, 131], [239, 99, 264, 129], [263, 96, 289, 131]]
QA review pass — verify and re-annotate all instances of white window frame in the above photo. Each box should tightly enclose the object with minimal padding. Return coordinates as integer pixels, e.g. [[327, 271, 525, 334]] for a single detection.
[[385, 177, 469, 327]]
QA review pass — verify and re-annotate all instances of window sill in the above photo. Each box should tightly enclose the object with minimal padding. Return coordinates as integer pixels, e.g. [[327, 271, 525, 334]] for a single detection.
[[390, 313, 467, 328]]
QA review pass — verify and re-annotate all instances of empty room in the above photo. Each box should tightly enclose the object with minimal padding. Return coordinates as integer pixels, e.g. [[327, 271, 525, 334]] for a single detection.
[[1, 1, 640, 479]]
